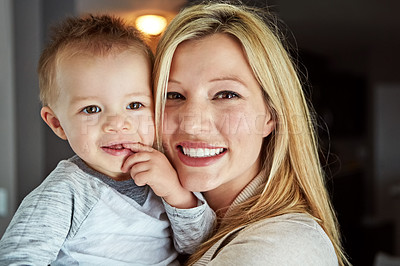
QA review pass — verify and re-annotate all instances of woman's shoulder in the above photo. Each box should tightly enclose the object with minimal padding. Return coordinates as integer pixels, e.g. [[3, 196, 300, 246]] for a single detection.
[[225, 213, 338, 265], [248, 212, 327, 234], [242, 212, 331, 241]]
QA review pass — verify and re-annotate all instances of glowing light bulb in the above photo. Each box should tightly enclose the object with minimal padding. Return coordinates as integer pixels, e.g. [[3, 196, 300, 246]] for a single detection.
[[135, 15, 167, 35]]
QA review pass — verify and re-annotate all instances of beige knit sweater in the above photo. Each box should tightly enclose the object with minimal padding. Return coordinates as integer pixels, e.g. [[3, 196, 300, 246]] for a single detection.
[[194, 174, 338, 266]]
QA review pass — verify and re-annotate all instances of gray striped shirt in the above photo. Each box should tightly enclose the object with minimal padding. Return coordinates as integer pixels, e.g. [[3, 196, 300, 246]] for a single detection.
[[0, 156, 215, 265]]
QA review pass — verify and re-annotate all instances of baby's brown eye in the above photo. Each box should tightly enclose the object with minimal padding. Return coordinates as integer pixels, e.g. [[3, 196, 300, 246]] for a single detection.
[[82, 105, 101, 114], [127, 102, 143, 109]]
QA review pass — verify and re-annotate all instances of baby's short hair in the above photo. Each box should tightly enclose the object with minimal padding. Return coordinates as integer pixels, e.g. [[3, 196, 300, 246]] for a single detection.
[[38, 14, 153, 106]]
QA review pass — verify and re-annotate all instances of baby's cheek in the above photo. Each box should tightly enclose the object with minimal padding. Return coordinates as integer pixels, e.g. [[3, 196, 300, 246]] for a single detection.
[[68, 137, 92, 159], [78, 116, 100, 135]]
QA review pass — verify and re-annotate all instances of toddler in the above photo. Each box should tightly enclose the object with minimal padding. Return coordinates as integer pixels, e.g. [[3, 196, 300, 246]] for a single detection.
[[0, 14, 214, 265]]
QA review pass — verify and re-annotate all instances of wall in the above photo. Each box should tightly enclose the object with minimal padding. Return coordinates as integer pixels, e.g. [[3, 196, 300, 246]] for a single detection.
[[14, 0, 44, 206], [0, 0, 16, 235], [371, 47, 400, 255], [0, 0, 75, 236], [0, 0, 43, 236], [41, 0, 76, 177]]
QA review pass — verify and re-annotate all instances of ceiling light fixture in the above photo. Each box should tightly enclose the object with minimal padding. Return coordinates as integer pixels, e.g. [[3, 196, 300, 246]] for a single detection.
[[135, 14, 167, 36]]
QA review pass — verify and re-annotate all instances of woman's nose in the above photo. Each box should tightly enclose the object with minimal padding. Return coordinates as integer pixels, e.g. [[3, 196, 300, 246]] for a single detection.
[[178, 101, 212, 135], [102, 113, 131, 133]]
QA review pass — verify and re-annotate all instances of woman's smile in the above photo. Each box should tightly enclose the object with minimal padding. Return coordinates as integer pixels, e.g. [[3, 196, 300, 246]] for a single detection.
[[176, 142, 228, 167]]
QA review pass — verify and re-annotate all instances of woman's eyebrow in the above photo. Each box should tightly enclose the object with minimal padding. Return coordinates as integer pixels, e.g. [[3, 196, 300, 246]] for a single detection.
[[168, 76, 246, 86], [168, 78, 180, 83], [209, 76, 246, 86]]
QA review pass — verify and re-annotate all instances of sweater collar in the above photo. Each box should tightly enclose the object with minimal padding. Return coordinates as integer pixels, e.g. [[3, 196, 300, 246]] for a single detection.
[[224, 172, 266, 217]]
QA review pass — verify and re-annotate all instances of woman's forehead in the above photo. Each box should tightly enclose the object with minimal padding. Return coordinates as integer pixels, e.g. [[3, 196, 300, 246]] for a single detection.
[[170, 34, 255, 82]]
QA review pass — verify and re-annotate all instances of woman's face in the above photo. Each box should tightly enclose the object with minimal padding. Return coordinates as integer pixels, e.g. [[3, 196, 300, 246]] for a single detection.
[[163, 33, 274, 200]]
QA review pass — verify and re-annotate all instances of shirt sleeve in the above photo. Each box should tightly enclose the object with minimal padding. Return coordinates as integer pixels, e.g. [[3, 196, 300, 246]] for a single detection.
[[0, 163, 98, 265], [163, 192, 216, 254]]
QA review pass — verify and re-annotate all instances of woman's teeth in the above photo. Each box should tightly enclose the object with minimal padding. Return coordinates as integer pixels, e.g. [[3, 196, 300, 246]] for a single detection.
[[182, 147, 224, 158]]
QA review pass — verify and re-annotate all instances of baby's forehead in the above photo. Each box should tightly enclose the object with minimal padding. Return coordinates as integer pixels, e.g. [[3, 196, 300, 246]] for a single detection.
[[57, 44, 150, 63], [55, 44, 152, 76], [51, 47, 153, 105]]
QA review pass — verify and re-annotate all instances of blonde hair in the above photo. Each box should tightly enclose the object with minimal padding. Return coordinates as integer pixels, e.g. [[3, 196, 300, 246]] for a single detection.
[[154, 2, 349, 265], [38, 14, 153, 107]]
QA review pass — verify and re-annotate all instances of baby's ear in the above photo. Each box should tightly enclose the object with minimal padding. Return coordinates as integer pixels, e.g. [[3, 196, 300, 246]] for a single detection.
[[40, 106, 67, 140]]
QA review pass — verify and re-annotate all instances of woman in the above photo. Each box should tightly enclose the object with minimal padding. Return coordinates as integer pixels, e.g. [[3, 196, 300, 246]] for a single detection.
[[154, 2, 349, 265]]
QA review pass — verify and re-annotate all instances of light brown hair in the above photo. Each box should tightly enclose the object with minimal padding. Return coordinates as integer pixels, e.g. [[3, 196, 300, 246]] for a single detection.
[[38, 14, 153, 107]]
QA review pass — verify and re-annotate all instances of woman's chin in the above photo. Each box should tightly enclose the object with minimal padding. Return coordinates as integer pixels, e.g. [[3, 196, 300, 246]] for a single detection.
[[179, 174, 217, 193]]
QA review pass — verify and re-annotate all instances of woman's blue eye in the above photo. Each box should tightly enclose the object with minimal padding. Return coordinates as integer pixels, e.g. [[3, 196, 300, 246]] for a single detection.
[[214, 91, 240, 99], [127, 102, 143, 109], [166, 92, 185, 100], [82, 105, 101, 114]]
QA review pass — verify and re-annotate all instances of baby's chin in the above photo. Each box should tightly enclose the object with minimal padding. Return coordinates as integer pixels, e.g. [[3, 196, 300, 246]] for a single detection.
[[101, 167, 132, 181], [83, 160, 128, 181]]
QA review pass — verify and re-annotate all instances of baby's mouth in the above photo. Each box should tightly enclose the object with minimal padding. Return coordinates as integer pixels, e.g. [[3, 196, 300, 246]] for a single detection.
[[104, 144, 125, 150], [101, 143, 135, 154]]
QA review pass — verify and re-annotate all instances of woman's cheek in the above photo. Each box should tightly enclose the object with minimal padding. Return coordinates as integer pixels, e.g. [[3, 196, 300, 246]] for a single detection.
[[161, 139, 175, 157], [216, 110, 252, 136], [162, 111, 179, 136], [227, 113, 268, 137]]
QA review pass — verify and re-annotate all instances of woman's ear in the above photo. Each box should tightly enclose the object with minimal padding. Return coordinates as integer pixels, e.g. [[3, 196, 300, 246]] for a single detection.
[[40, 106, 67, 140], [262, 114, 275, 138]]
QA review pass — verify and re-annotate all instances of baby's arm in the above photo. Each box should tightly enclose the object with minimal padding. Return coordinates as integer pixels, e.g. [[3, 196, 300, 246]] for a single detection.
[[122, 143, 216, 254], [0, 175, 74, 265], [164, 192, 216, 254], [122, 143, 197, 209]]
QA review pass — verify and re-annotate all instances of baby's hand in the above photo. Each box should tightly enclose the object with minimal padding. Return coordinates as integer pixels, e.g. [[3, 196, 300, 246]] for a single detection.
[[121, 143, 197, 209]]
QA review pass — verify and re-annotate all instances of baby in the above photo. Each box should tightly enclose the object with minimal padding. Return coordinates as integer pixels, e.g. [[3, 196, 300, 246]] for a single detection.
[[0, 14, 214, 265]]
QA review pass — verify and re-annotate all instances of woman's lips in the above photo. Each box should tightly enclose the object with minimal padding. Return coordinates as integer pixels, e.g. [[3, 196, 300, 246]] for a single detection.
[[176, 142, 227, 167]]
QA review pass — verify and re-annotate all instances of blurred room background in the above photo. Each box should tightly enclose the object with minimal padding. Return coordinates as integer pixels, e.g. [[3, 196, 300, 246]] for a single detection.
[[1, 0, 399, 265]]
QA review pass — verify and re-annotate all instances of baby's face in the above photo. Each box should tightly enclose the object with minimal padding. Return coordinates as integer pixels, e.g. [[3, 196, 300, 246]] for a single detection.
[[52, 50, 154, 180]]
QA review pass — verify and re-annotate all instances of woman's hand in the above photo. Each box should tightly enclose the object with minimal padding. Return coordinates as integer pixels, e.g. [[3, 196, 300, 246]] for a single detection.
[[121, 143, 197, 209]]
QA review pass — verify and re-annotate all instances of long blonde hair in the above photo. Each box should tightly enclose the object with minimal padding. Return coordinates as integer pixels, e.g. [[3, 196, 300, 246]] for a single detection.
[[154, 2, 349, 265]]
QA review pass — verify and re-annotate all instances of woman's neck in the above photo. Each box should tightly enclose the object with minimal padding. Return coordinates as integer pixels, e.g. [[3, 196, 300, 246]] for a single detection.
[[204, 165, 262, 216], [203, 189, 236, 218], [203, 178, 250, 217]]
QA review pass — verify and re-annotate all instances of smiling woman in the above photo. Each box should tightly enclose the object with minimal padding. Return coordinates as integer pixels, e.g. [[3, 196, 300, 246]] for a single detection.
[[162, 33, 273, 204], [154, 2, 350, 265]]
